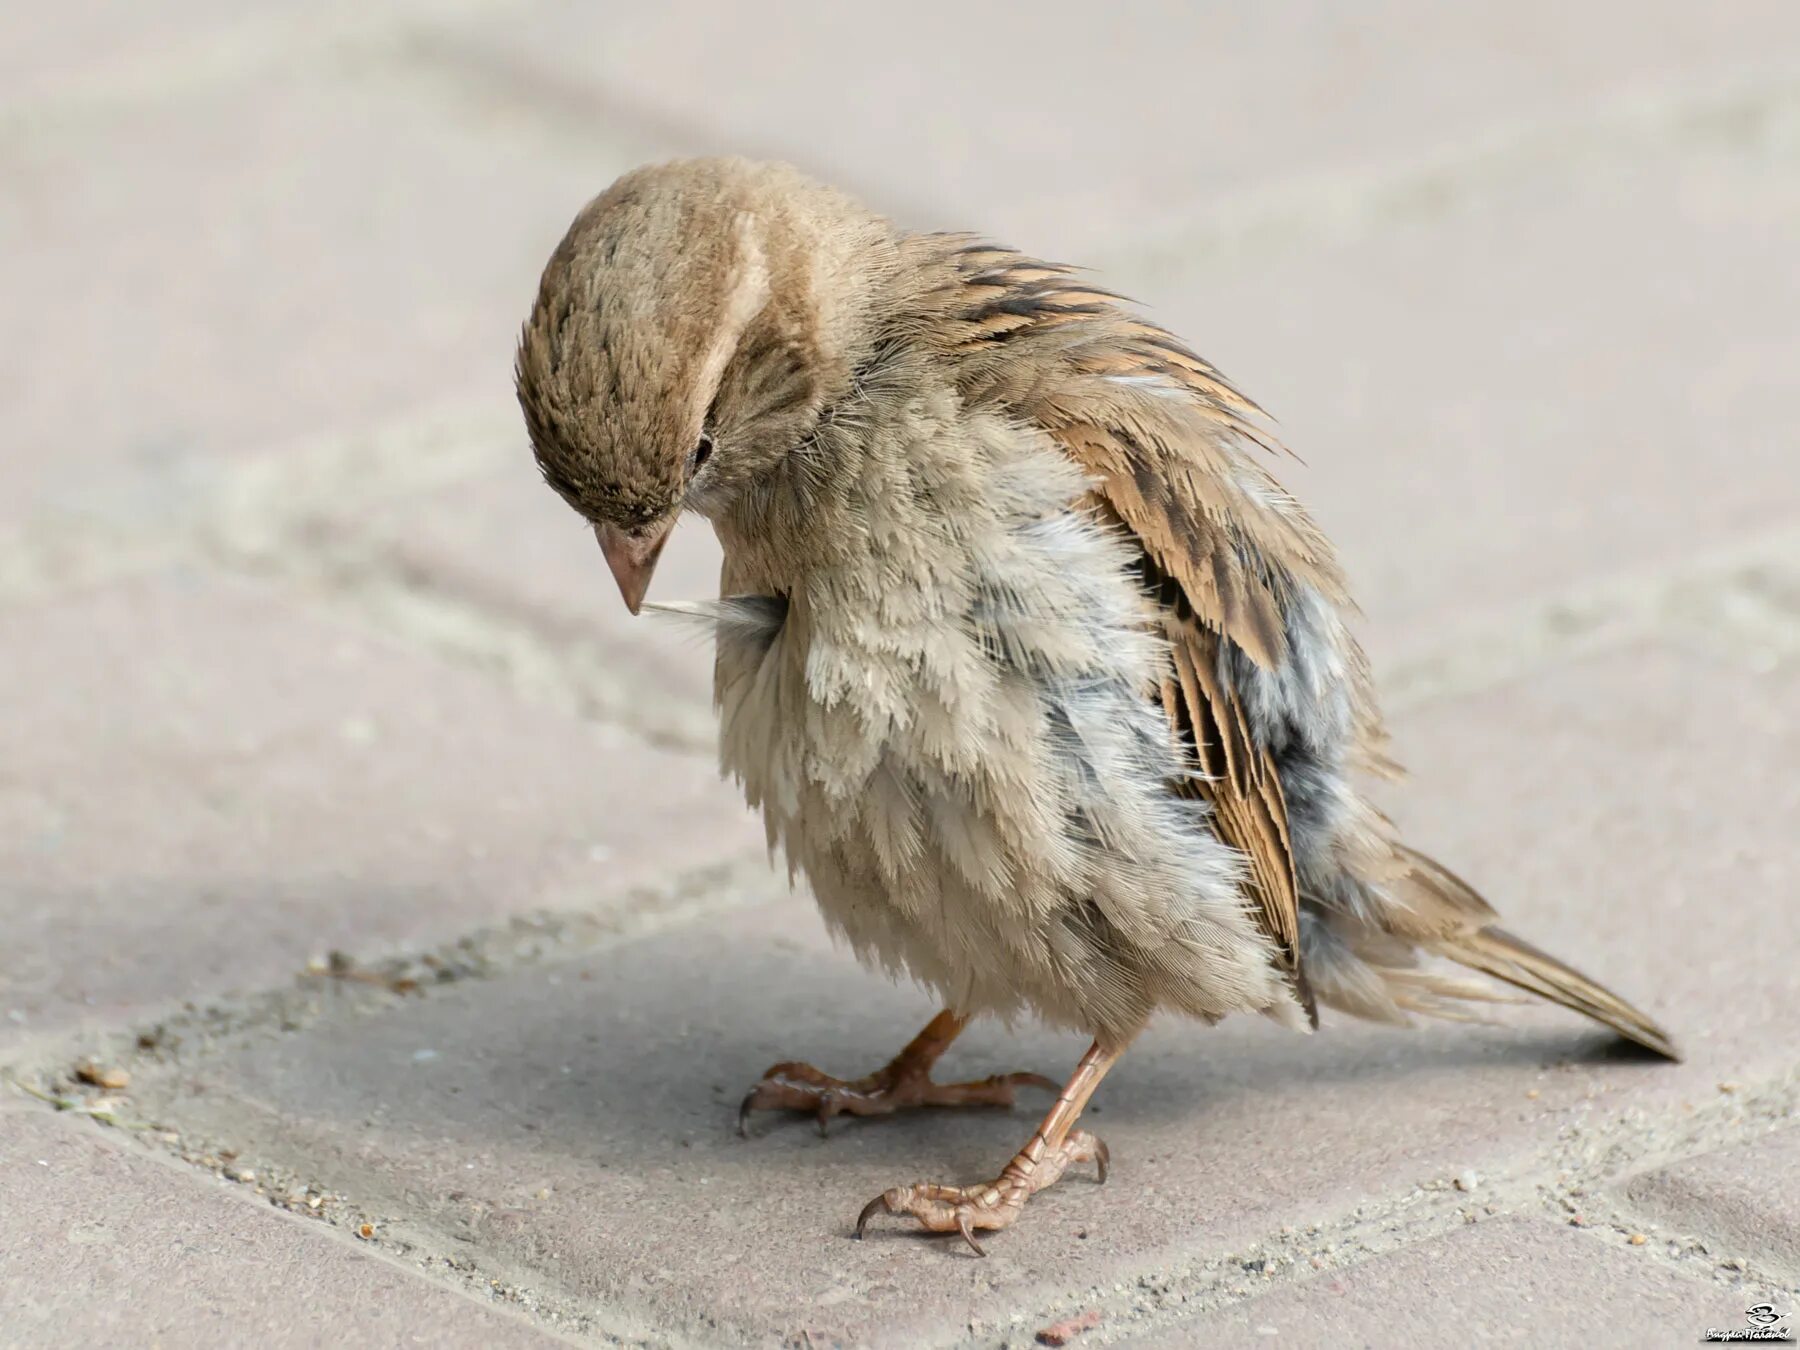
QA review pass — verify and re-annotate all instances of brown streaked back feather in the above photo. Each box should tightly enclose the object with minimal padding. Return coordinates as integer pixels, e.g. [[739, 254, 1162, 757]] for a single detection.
[[1158, 582, 1314, 1021], [913, 236, 1352, 670]]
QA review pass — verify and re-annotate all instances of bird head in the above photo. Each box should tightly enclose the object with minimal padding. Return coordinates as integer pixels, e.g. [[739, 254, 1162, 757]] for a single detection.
[[515, 158, 892, 612]]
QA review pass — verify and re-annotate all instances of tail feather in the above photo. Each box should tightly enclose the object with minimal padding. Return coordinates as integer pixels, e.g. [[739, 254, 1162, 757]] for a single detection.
[[1301, 846, 1680, 1062], [1301, 913, 1520, 1029], [1383, 967, 1525, 1023], [1431, 924, 1681, 1061]]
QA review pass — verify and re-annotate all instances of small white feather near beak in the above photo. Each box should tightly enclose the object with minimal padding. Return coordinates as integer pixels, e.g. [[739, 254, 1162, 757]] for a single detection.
[[642, 596, 788, 654]]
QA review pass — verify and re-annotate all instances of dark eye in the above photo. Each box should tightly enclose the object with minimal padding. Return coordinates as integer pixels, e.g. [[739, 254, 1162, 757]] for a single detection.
[[689, 433, 714, 474]]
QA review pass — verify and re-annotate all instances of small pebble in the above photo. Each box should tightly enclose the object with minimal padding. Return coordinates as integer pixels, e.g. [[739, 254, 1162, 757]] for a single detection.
[[1629, 1233, 1647, 1246], [74, 1062, 129, 1091], [1034, 1308, 1100, 1346]]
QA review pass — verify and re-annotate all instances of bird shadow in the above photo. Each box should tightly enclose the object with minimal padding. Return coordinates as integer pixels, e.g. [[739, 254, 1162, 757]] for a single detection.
[[458, 976, 1672, 1166], [136, 889, 1686, 1195]]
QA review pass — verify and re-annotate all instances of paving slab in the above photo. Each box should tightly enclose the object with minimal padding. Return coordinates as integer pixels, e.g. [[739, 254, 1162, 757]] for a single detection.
[[1619, 1129, 1800, 1277], [110, 645, 1797, 1345], [1124, 1217, 1782, 1349], [0, 1, 510, 109], [0, 570, 760, 1044], [2, 1, 239, 95], [0, 55, 666, 528], [460, 0, 1800, 256], [0, 1109, 566, 1350]]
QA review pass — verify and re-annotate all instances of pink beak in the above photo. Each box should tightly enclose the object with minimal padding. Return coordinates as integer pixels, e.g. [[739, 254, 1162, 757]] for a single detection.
[[595, 518, 675, 615]]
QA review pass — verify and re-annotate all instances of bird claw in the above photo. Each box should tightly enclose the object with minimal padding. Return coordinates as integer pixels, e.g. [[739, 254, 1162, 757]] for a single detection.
[[855, 1189, 901, 1241], [734, 1090, 761, 1139], [957, 1212, 984, 1258]]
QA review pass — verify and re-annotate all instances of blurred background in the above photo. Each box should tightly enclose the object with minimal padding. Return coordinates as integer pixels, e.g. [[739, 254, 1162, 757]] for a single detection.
[[3, 5, 1799, 1344]]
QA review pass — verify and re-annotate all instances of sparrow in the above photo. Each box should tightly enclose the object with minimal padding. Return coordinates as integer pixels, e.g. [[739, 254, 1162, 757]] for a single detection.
[[515, 158, 1678, 1256]]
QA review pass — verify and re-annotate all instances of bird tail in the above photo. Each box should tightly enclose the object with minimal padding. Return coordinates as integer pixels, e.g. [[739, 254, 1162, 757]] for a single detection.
[[1299, 845, 1680, 1061], [1427, 924, 1680, 1061]]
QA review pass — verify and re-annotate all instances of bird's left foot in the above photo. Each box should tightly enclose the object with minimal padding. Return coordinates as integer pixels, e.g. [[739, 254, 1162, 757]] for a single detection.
[[736, 1008, 1055, 1137], [854, 1127, 1109, 1256], [737, 1058, 1056, 1138]]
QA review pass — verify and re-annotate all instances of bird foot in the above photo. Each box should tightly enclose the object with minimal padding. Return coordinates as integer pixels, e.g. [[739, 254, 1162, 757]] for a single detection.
[[738, 1058, 1057, 1137], [854, 1127, 1109, 1256]]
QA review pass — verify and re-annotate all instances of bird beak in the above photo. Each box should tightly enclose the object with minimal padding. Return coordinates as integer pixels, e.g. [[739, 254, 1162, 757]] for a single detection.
[[595, 518, 675, 615]]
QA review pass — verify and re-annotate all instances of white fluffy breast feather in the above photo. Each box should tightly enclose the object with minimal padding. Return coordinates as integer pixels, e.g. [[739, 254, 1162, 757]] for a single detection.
[[699, 384, 1299, 1043]]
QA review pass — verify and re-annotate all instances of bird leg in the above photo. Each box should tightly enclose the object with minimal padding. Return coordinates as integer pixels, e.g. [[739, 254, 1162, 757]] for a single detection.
[[855, 1038, 1121, 1255], [737, 1009, 1057, 1138]]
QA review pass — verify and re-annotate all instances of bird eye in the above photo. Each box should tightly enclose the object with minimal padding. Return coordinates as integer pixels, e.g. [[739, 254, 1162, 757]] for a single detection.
[[689, 433, 714, 474]]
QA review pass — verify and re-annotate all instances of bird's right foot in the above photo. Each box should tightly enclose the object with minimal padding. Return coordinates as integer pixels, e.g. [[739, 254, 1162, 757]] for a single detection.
[[854, 1127, 1109, 1255]]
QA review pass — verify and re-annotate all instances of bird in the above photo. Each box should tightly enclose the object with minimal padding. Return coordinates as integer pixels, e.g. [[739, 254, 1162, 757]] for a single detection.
[[514, 157, 1678, 1256]]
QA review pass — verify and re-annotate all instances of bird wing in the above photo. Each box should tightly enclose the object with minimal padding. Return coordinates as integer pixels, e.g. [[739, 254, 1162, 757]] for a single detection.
[[924, 240, 1355, 1017], [911, 238, 1679, 1057]]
